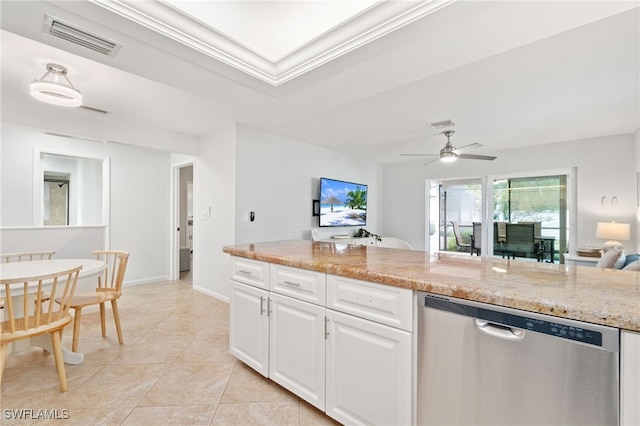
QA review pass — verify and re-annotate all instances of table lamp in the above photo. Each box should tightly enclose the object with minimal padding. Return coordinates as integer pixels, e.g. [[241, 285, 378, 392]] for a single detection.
[[595, 221, 630, 252]]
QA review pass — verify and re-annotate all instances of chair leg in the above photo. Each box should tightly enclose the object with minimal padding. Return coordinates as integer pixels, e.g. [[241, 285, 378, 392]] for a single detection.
[[50, 331, 68, 392], [100, 302, 106, 337], [111, 299, 124, 345], [0, 343, 8, 384], [72, 308, 82, 353]]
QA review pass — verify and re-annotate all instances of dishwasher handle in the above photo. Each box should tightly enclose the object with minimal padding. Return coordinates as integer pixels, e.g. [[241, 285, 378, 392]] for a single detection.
[[475, 319, 525, 341]]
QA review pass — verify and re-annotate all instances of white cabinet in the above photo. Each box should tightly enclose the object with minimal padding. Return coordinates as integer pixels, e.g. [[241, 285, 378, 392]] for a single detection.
[[563, 254, 599, 267], [325, 275, 413, 425], [229, 280, 269, 376], [231, 256, 270, 289], [230, 257, 326, 410], [325, 309, 412, 426], [327, 274, 413, 332], [621, 330, 640, 426], [319, 236, 378, 246], [269, 292, 325, 410], [229, 256, 414, 424], [270, 264, 326, 305]]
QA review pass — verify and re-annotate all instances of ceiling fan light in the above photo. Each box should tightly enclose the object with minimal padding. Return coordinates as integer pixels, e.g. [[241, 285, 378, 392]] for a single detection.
[[30, 63, 82, 107], [440, 153, 457, 162]]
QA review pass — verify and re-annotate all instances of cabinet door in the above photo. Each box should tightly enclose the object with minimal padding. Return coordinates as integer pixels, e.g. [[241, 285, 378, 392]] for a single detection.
[[325, 309, 412, 426], [229, 281, 269, 377], [269, 292, 326, 411]]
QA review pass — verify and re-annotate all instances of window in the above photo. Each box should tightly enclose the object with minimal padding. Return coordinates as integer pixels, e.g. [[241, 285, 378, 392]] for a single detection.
[[429, 170, 572, 262], [493, 175, 568, 261], [36, 151, 107, 227]]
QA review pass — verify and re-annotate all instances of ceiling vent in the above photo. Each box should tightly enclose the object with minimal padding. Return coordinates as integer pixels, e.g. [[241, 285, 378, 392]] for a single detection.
[[42, 14, 122, 57], [429, 119, 455, 130], [80, 105, 111, 115]]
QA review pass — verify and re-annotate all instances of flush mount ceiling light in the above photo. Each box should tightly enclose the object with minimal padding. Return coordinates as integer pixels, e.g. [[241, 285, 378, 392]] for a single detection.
[[30, 63, 82, 107]]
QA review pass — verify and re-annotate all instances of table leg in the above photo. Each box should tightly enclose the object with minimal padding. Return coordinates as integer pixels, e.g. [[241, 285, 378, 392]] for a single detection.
[[31, 334, 84, 364]]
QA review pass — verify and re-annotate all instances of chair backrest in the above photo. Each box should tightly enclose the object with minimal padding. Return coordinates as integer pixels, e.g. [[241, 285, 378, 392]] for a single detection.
[[506, 223, 536, 243], [518, 221, 541, 237], [1, 266, 81, 343], [450, 221, 469, 246], [451, 221, 461, 241], [472, 222, 482, 249], [94, 251, 130, 292], [377, 237, 414, 250], [0, 251, 56, 263]]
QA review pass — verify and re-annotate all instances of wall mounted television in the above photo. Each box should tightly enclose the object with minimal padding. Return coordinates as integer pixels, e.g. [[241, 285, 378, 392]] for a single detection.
[[319, 177, 368, 227]]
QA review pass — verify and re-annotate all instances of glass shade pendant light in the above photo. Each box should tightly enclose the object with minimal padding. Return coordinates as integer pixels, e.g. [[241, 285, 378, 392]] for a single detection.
[[30, 63, 82, 107]]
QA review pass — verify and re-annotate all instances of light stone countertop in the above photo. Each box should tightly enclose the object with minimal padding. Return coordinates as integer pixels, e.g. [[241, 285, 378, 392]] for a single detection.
[[223, 240, 640, 332]]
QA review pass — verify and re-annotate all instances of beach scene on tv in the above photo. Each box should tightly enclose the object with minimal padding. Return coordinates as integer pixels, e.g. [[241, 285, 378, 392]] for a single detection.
[[320, 178, 367, 227]]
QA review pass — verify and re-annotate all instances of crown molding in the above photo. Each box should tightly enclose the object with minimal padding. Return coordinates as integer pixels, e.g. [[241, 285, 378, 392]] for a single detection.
[[91, 0, 454, 86]]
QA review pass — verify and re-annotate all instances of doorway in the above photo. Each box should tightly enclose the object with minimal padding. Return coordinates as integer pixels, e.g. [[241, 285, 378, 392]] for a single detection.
[[173, 161, 194, 282]]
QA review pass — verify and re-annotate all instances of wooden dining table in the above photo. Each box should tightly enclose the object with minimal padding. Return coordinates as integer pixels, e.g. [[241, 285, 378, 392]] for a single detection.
[[0, 258, 106, 364]]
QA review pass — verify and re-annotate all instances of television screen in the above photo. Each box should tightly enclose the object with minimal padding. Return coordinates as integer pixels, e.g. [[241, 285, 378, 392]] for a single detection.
[[319, 177, 367, 227]]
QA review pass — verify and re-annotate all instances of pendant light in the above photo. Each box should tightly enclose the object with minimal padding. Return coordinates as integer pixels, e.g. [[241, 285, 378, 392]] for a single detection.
[[30, 63, 82, 107]]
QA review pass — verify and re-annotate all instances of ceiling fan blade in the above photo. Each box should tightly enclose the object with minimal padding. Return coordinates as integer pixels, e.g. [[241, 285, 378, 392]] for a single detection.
[[400, 153, 439, 157], [457, 153, 497, 161], [453, 142, 483, 154]]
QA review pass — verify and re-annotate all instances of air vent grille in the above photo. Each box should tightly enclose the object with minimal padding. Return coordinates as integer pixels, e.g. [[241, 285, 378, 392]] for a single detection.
[[43, 14, 122, 57], [80, 105, 111, 115], [429, 119, 455, 130]]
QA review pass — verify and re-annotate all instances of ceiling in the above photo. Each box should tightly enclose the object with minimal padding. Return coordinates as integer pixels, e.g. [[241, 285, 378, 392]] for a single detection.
[[1, 1, 638, 165]]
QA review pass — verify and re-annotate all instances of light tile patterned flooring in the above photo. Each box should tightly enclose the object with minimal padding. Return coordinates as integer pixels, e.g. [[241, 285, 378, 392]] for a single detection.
[[1, 278, 341, 425]]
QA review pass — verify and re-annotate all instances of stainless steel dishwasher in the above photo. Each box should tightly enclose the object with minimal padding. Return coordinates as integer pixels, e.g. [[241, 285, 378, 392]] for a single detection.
[[417, 292, 619, 426]]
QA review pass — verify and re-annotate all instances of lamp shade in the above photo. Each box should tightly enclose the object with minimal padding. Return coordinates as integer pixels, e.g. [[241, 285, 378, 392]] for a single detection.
[[595, 222, 630, 240], [596, 221, 630, 252]]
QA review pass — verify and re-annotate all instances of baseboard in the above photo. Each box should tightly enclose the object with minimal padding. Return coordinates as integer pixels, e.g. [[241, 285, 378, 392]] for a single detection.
[[193, 285, 229, 304]]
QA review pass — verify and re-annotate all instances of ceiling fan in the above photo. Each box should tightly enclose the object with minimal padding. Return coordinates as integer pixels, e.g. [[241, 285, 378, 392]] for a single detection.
[[401, 130, 497, 165]]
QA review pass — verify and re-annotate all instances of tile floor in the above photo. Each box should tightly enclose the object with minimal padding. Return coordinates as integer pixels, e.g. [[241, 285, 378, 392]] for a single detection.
[[1, 278, 341, 425]]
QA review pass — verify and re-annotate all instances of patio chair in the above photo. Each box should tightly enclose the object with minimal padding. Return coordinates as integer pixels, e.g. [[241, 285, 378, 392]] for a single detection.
[[451, 221, 471, 253]]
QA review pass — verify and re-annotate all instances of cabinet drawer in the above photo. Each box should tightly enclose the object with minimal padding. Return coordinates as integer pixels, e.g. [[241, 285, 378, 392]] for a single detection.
[[327, 275, 413, 331], [231, 257, 269, 289], [270, 264, 326, 305]]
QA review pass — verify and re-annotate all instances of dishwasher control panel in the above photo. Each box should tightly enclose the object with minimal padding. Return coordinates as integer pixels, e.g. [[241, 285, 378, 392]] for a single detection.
[[422, 293, 619, 352]]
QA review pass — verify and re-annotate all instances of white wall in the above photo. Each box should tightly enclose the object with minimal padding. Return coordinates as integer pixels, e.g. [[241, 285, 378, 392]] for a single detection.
[[192, 124, 236, 301], [635, 130, 640, 252], [383, 133, 638, 253], [235, 125, 383, 243], [0, 125, 171, 284]]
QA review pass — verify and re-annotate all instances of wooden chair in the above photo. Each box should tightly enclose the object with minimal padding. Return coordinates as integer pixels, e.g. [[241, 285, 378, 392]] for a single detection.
[[0, 251, 56, 263], [450, 221, 471, 253], [0, 251, 56, 309], [1, 265, 81, 391], [58, 251, 129, 352]]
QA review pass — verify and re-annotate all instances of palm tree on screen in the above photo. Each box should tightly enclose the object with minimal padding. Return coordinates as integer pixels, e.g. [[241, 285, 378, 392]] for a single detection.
[[346, 187, 367, 210]]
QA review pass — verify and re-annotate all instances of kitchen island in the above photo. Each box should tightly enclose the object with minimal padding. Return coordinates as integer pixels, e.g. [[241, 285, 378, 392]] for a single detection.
[[223, 240, 640, 425]]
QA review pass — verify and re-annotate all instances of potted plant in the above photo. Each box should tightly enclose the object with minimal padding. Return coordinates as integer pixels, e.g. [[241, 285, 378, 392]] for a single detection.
[[353, 227, 381, 242]]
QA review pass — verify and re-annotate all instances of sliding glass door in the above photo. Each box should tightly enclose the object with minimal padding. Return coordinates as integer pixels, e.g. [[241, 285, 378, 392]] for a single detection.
[[493, 175, 568, 262], [430, 171, 571, 262], [432, 179, 482, 253]]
